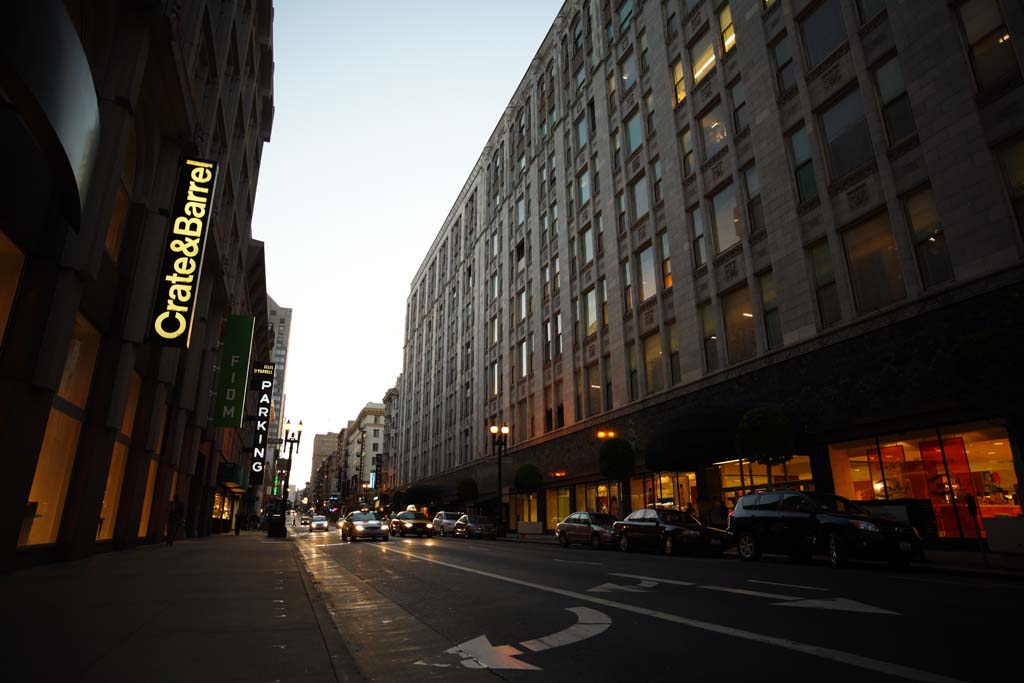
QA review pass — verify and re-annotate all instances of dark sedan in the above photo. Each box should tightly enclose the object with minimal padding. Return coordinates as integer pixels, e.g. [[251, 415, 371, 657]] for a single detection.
[[727, 490, 921, 568], [454, 514, 496, 539], [556, 512, 617, 549], [339, 511, 389, 542], [613, 508, 726, 556], [389, 511, 434, 537]]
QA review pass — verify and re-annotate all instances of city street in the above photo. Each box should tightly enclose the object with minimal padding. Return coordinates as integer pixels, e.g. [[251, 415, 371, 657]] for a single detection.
[[296, 529, 1019, 682]]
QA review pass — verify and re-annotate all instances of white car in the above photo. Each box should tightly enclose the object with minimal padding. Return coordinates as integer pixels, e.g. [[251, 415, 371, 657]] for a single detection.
[[310, 515, 329, 532], [432, 511, 463, 536]]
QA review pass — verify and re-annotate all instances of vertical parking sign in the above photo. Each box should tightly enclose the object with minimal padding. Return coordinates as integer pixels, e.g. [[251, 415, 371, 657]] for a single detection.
[[249, 361, 275, 486]]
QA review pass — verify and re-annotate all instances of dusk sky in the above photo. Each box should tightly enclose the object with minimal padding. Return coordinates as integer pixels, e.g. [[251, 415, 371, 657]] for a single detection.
[[250, 1, 564, 484]]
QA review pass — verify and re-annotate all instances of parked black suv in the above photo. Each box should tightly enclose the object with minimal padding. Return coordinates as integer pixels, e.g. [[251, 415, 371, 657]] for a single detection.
[[727, 491, 921, 568]]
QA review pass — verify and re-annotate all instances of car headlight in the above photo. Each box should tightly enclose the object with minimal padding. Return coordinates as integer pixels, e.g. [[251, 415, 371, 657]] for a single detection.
[[404, 522, 413, 528], [355, 525, 365, 532], [850, 520, 880, 533], [426, 523, 433, 529]]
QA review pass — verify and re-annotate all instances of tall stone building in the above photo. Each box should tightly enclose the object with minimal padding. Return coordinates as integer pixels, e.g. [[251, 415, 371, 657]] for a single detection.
[[341, 403, 386, 505], [1, 0, 277, 567], [381, 379, 401, 497], [396, 0, 1023, 544]]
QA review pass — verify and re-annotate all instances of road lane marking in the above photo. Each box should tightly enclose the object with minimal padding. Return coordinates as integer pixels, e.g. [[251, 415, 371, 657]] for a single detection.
[[749, 579, 829, 591], [554, 559, 603, 566], [610, 572, 695, 586], [777, 598, 900, 615], [520, 607, 611, 652], [588, 580, 657, 593], [371, 544, 960, 683], [700, 586, 802, 600]]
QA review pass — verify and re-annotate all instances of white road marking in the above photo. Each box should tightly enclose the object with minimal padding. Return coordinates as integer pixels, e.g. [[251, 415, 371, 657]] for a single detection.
[[700, 586, 802, 600], [588, 580, 657, 593], [749, 579, 829, 591], [554, 559, 603, 566], [610, 572, 696, 586], [520, 607, 611, 652], [446, 635, 541, 670], [371, 544, 962, 683], [777, 598, 900, 615]]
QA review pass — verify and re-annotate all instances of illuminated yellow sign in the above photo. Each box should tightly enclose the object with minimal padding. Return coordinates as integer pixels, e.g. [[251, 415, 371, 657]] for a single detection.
[[151, 158, 218, 347]]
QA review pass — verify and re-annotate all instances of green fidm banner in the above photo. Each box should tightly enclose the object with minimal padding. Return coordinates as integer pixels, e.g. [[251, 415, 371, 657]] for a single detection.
[[212, 315, 255, 428]]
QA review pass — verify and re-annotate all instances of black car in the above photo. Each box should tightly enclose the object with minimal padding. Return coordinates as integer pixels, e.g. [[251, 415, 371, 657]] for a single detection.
[[389, 511, 434, 537], [613, 508, 726, 556], [727, 490, 922, 568], [453, 514, 496, 539]]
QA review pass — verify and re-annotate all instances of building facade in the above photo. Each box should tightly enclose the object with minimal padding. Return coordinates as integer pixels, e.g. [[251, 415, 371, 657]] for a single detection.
[[396, 0, 1024, 545], [381, 379, 401, 496], [341, 404, 386, 505], [309, 431, 339, 508], [1, 0, 277, 568]]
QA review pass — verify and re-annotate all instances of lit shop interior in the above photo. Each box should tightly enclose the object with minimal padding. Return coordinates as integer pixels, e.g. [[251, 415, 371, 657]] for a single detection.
[[828, 420, 1019, 538]]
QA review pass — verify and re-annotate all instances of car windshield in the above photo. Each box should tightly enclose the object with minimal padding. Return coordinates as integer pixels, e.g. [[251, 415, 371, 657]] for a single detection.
[[589, 514, 616, 525], [468, 516, 492, 524], [807, 493, 868, 515], [350, 512, 380, 521], [658, 510, 699, 525], [313, 516, 326, 521], [408, 513, 429, 521]]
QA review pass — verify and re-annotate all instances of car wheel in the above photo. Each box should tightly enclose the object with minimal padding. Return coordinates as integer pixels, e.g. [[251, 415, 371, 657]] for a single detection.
[[558, 532, 569, 548], [618, 533, 630, 552], [737, 532, 760, 561], [591, 533, 601, 550], [661, 535, 674, 556], [350, 536, 357, 543], [382, 534, 389, 542], [828, 532, 849, 569], [400, 529, 406, 537]]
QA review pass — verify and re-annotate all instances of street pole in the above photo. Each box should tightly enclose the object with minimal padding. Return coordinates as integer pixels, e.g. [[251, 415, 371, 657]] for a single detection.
[[489, 424, 509, 534]]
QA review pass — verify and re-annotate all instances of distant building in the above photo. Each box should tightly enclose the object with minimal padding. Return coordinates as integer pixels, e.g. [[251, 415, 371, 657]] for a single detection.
[[341, 404, 386, 505], [382, 379, 401, 496]]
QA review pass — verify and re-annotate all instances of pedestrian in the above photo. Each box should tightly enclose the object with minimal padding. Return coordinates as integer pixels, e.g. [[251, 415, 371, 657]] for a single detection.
[[167, 496, 184, 546]]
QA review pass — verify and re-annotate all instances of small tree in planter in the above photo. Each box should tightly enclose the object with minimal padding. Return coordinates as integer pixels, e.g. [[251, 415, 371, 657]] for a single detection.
[[514, 464, 543, 493], [735, 405, 794, 492], [457, 477, 479, 505], [599, 438, 635, 513]]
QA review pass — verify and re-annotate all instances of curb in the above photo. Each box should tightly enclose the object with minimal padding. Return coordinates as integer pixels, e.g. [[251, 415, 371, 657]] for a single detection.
[[290, 541, 367, 683]]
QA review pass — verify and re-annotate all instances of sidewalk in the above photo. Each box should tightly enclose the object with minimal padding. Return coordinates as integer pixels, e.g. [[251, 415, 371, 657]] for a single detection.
[[1, 532, 362, 683], [497, 532, 1024, 580]]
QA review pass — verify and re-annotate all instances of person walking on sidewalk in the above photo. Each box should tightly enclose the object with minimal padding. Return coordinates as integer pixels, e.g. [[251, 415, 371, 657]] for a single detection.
[[167, 496, 185, 546]]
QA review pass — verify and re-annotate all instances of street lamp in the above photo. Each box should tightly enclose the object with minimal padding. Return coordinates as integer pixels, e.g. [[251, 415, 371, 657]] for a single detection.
[[489, 424, 510, 533], [596, 430, 616, 439], [281, 419, 303, 506]]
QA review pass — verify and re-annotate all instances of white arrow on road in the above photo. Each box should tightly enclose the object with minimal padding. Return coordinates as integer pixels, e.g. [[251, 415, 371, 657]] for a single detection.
[[417, 606, 613, 670], [775, 598, 901, 615], [587, 579, 657, 593]]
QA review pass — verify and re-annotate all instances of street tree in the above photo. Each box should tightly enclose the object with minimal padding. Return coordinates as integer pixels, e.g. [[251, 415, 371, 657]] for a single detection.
[[735, 405, 794, 491], [514, 464, 543, 493]]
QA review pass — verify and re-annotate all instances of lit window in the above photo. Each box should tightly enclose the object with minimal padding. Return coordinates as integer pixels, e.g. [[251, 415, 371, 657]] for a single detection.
[[621, 52, 638, 91], [958, 0, 1020, 91], [700, 102, 729, 159], [722, 286, 756, 364], [720, 4, 735, 53], [903, 187, 954, 288], [660, 232, 672, 289], [672, 60, 687, 106], [690, 31, 716, 84]]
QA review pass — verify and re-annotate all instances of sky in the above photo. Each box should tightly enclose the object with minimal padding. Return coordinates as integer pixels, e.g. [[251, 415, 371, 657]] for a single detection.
[[250, 2, 564, 486]]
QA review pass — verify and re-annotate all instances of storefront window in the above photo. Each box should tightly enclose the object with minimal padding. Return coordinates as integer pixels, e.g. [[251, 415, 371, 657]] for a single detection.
[[1, 230, 25, 347], [628, 472, 697, 514], [545, 487, 571, 529], [512, 493, 538, 526], [714, 456, 813, 510], [829, 421, 1020, 539], [96, 371, 141, 541], [212, 491, 224, 519], [19, 314, 100, 547]]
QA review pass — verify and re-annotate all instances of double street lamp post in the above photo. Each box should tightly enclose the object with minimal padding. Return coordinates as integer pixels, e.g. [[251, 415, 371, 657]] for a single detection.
[[489, 424, 509, 533], [281, 418, 303, 507]]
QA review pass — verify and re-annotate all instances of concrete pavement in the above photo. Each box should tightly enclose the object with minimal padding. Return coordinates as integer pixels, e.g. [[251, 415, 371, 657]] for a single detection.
[[2, 531, 362, 683]]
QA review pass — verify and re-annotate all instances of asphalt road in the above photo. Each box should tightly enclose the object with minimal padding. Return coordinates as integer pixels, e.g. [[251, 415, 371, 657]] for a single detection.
[[294, 528, 1018, 682]]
